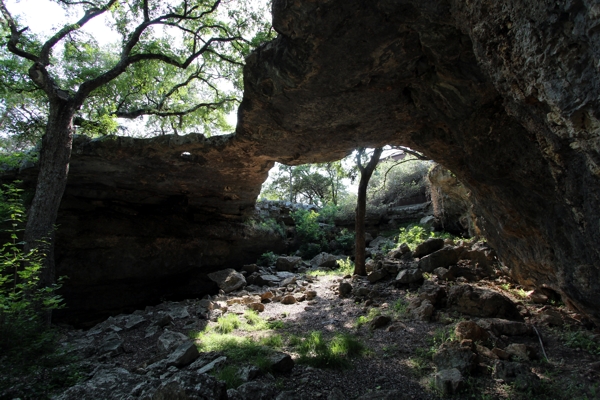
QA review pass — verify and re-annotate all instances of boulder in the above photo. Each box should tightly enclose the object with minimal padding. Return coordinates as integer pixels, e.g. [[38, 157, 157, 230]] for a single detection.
[[248, 302, 265, 312], [492, 361, 541, 392], [413, 238, 444, 258], [124, 314, 146, 330], [54, 366, 227, 400], [98, 332, 124, 356], [276, 256, 302, 271], [369, 315, 391, 329], [367, 269, 388, 283], [433, 341, 477, 375], [395, 268, 423, 284], [228, 382, 277, 400], [207, 268, 246, 293], [281, 295, 297, 305], [505, 343, 537, 361], [310, 253, 342, 269], [476, 318, 533, 336], [447, 285, 523, 320], [269, 352, 295, 372], [195, 356, 227, 374], [165, 341, 200, 368], [408, 298, 435, 321], [419, 248, 460, 273], [339, 281, 353, 297], [418, 282, 447, 306], [476, 344, 499, 359], [455, 321, 491, 343], [434, 368, 464, 396], [239, 365, 261, 382], [158, 330, 189, 353], [433, 266, 454, 281]]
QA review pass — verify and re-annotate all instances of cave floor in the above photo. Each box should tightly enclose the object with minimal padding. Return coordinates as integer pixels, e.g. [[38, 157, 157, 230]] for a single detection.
[[52, 266, 600, 400]]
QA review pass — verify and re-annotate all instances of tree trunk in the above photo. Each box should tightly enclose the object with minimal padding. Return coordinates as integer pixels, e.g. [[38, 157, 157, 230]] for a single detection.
[[23, 100, 76, 291], [354, 148, 383, 276]]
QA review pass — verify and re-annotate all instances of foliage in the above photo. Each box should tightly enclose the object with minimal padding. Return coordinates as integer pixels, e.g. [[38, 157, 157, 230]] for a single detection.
[[396, 224, 456, 250], [0, 183, 76, 398], [1, 0, 274, 140], [291, 330, 366, 369], [558, 328, 600, 355], [246, 217, 285, 237], [257, 251, 278, 267], [354, 308, 381, 329], [317, 203, 339, 224], [292, 209, 322, 243], [368, 158, 431, 206], [334, 228, 355, 252], [307, 257, 354, 277], [260, 162, 349, 207]]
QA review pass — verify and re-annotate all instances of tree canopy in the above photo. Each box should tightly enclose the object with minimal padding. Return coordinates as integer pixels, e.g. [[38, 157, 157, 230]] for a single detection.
[[0, 0, 273, 144]]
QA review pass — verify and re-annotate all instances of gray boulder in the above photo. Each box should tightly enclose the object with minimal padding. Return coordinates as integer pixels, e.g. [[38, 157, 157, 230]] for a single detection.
[[447, 285, 523, 320], [269, 352, 295, 372], [367, 269, 388, 283], [432, 341, 477, 375], [395, 268, 423, 284], [310, 252, 342, 269], [228, 382, 277, 400], [276, 256, 303, 271], [492, 360, 541, 392], [434, 368, 464, 396], [158, 329, 189, 353], [165, 341, 200, 368], [418, 247, 460, 272], [208, 268, 246, 293], [413, 238, 444, 258]]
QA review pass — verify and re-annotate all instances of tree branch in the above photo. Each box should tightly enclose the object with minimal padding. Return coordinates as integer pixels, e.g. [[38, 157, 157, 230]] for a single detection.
[[114, 98, 235, 119], [0, 0, 38, 62], [39, 0, 118, 65]]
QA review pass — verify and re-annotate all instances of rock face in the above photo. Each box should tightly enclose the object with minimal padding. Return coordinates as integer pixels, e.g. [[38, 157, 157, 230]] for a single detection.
[[2, 0, 600, 324]]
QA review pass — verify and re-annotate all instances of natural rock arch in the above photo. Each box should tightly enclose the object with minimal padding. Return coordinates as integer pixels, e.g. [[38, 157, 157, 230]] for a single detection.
[[4, 0, 599, 325]]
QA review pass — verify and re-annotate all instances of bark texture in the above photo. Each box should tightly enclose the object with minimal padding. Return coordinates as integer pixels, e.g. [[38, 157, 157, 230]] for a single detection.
[[4, 0, 600, 324], [354, 148, 383, 276]]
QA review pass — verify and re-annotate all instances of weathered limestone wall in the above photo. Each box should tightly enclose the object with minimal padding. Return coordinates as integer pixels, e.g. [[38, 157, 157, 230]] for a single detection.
[[4, 0, 599, 324]]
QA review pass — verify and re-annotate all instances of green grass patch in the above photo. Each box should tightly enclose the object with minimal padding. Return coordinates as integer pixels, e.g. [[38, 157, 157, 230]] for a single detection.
[[213, 365, 244, 389], [391, 298, 409, 318], [559, 328, 600, 355], [291, 331, 366, 369], [307, 257, 354, 277], [214, 313, 241, 334], [354, 308, 381, 329]]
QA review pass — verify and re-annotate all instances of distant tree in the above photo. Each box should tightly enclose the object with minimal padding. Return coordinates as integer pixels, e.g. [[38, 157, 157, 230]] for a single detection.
[[0, 0, 272, 293], [261, 161, 348, 206], [353, 147, 383, 276]]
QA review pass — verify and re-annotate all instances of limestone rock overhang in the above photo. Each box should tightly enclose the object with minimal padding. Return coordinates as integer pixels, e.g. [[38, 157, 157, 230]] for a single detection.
[[4, 0, 600, 325]]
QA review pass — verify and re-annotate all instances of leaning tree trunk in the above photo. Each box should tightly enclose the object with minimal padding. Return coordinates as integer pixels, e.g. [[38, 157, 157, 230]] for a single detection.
[[23, 100, 76, 291], [354, 148, 383, 276]]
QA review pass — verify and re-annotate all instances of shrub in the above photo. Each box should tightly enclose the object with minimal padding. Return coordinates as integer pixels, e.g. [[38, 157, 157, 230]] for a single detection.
[[257, 251, 278, 267], [397, 224, 457, 250], [335, 228, 354, 252], [317, 203, 339, 224], [0, 183, 75, 398], [247, 217, 285, 237], [292, 209, 322, 243]]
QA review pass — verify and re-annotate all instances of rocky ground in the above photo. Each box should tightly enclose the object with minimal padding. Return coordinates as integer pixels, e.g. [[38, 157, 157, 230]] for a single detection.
[[29, 239, 600, 399]]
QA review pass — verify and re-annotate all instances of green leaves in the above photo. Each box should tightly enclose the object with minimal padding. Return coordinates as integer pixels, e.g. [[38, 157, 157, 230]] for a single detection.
[[2, 0, 273, 139]]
